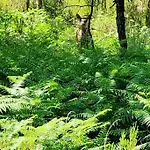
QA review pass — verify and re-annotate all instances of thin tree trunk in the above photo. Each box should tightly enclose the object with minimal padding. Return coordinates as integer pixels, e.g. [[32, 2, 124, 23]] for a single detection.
[[146, 0, 150, 27], [116, 0, 127, 49], [37, 0, 42, 9], [26, 0, 30, 11], [88, 0, 94, 48], [102, 0, 106, 10]]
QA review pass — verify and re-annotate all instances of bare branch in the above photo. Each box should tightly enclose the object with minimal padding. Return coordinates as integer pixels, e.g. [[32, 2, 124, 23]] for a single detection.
[[110, 0, 116, 9], [64, 4, 97, 9]]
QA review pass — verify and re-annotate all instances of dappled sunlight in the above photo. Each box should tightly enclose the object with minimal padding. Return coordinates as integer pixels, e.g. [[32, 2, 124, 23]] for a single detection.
[[0, 0, 150, 149]]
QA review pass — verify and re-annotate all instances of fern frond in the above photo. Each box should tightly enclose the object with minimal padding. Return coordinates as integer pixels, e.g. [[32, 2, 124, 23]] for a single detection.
[[134, 110, 150, 125], [135, 94, 150, 109], [142, 117, 150, 127], [77, 112, 94, 120], [136, 142, 150, 150], [113, 108, 134, 125], [140, 133, 150, 142], [0, 96, 30, 113], [9, 71, 32, 89], [0, 85, 10, 95]]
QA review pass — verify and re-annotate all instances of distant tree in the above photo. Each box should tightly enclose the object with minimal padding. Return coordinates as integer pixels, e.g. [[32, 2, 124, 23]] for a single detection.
[[101, 0, 106, 10], [146, 0, 150, 27], [43, 0, 63, 17], [115, 0, 127, 49], [88, 0, 95, 48], [37, 0, 42, 9], [26, 0, 30, 11]]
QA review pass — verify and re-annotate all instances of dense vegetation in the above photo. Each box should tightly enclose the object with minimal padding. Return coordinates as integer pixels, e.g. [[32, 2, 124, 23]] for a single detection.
[[0, 0, 150, 149]]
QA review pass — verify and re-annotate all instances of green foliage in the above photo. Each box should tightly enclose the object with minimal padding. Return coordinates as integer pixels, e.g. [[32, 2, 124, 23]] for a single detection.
[[107, 127, 139, 150], [0, 96, 29, 114], [43, 0, 64, 18], [119, 127, 138, 149], [0, 2, 150, 149], [0, 110, 110, 149]]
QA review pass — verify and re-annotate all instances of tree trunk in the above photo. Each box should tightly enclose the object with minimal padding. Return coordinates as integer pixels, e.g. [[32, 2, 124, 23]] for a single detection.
[[146, 0, 150, 27], [88, 0, 94, 48], [37, 0, 42, 9], [102, 0, 106, 10], [26, 0, 30, 11], [116, 0, 127, 49]]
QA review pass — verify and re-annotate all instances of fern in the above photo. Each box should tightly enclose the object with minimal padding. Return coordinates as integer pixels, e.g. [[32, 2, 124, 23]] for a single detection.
[[0, 110, 111, 149], [0, 96, 30, 114], [136, 94, 150, 110]]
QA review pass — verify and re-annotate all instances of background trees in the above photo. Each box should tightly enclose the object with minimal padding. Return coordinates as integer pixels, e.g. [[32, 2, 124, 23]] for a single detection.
[[26, 0, 30, 11], [115, 0, 127, 49], [0, 0, 150, 149], [146, 0, 150, 27], [36, 0, 42, 9]]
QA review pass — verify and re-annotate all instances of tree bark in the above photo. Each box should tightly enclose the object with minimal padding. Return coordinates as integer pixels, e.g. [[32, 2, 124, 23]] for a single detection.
[[26, 0, 30, 11], [37, 0, 42, 9], [116, 0, 127, 49], [146, 0, 150, 27], [88, 0, 94, 48]]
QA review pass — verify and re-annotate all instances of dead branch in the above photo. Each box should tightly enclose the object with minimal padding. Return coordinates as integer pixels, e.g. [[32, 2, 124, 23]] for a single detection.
[[64, 4, 97, 9]]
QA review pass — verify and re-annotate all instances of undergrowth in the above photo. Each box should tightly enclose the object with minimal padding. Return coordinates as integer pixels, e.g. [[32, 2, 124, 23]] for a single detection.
[[0, 9, 150, 149]]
